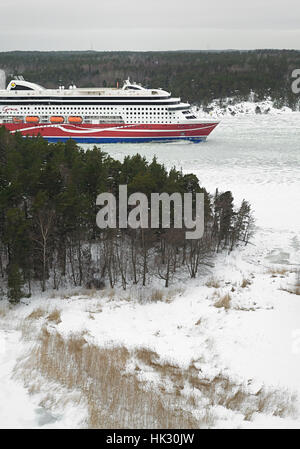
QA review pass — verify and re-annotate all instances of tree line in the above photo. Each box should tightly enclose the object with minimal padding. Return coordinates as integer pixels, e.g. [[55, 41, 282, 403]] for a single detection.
[[0, 50, 300, 108], [0, 127, 254, 302]]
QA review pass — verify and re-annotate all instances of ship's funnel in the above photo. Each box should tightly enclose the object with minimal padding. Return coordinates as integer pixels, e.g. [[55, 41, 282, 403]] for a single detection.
[[0, 70, 6, 89]]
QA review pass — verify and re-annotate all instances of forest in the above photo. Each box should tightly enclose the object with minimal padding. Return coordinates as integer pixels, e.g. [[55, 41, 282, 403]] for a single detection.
[[0, 50, 300, 108], [0, 127, 254, 302]]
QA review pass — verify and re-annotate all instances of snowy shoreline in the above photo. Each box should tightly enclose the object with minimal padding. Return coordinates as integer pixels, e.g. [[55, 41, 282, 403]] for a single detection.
[[1, 223, 300, 428], [196, 96, 299, 118]]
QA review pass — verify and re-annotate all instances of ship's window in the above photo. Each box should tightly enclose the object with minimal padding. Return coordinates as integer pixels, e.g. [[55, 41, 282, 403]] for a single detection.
[[124, 86, 140, 90], [10, 84, 34, 91]]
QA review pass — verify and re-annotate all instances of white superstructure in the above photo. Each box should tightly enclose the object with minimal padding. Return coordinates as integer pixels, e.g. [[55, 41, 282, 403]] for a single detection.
[[0, 78, 199, 125]]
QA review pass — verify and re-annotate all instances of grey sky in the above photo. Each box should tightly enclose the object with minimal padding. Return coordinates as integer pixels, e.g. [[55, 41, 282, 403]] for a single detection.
[[1, 0, 300, 51]]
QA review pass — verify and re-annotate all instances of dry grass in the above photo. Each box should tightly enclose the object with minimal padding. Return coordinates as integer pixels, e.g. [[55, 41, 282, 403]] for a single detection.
[[17, 330, 200, 428], [19, 319, 38, 340], [165, 287, 184, 303], [107, 289, 115, 300], [48, 290, 81, 300], [0, 304, 8, 318], [49, 288, 104, 300], [205, 278, 221, 288], [134, 347, 297, 423], [79, 289, 97, 298], [267, 267, 289, 276], [85, 302, 103, 314], [241, 278, 252, 288], [135, 347, 160, 367], [295, 271, 300, 287], [150, 289, 164, 302], [214, 293, 231, 310], [136, 287, 183, 304], [13, 328, 298, 428], [28, 382, 42, 395], [47, 309, 61, 324], [26, 307, 47, 320]]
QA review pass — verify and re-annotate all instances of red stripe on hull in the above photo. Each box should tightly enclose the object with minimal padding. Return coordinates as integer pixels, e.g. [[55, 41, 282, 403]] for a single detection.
[[1, 122, 219, 140]]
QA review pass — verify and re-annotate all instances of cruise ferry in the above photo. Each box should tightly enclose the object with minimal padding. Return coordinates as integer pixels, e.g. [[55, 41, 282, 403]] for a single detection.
[[0, 76, 219, 143]]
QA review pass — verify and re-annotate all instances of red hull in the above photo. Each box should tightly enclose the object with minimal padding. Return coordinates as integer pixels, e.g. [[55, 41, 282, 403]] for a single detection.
[[1, 122, 219, 143]]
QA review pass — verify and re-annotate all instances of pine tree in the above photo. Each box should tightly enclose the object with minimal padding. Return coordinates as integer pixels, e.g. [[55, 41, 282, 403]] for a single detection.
[[7, 263, 24, 304]]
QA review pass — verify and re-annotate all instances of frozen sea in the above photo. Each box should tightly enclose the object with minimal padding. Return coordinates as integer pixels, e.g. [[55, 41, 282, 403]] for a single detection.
[[83, 113, 300, 235]]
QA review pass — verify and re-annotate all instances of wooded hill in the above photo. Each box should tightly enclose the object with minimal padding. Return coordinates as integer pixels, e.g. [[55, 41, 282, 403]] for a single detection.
[[0, 50, 300, 108], [0, 128, 254, 301]]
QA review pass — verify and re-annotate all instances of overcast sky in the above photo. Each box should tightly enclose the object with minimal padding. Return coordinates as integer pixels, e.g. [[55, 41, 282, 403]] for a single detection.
[[1, 0, 300, 51]]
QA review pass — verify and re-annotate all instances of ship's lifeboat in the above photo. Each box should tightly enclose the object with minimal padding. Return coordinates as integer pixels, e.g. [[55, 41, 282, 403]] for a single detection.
[[13, 117, 23, 124], [25, 116, 40, 124], [50, 116, 64, 124], [68, 116, 83, 124]]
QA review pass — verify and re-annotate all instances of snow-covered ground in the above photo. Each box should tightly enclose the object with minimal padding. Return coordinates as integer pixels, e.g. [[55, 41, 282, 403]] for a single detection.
[[0, 320, 86, 428], [0, 328, 40, 428], [197, 95, 297, 118], [1, 110, 300, 428]]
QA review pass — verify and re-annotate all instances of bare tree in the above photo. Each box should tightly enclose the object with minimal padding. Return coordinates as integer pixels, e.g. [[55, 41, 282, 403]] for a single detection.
[[31, 208, 55, 292]]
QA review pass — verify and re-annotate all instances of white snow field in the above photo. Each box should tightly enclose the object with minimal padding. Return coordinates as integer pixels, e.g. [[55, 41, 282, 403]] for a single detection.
[[0, 108, 300, 428]]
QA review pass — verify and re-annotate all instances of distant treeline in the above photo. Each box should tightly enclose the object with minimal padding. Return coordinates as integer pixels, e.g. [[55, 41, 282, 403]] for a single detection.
[[0, 50, 300, 108], [0, 128, 254, 302]]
